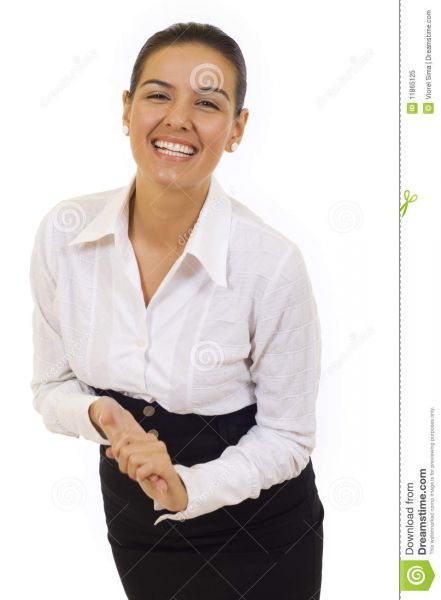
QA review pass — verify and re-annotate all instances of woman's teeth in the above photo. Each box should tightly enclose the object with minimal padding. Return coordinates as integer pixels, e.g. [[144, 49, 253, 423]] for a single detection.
[[153, 140, 196, 156], [156, 147, 192, 157]]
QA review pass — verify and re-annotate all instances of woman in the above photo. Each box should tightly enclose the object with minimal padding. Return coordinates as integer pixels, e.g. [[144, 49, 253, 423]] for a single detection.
[[30, 21, 324, 600]]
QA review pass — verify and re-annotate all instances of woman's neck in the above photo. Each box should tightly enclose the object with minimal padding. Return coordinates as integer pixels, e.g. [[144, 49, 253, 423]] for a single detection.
[[128, 174, 210, 248]]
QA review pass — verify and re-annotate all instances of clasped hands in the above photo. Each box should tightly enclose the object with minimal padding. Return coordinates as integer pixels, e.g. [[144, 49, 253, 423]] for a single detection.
[[90, 396, 188, 513]]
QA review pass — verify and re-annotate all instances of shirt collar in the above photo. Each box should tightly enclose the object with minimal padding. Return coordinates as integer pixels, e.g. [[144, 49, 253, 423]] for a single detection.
[[67, 173, 231, 287]]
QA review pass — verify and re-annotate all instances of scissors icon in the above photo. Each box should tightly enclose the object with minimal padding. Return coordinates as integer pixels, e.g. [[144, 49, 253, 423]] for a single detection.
[[400, 189, 418, 218]]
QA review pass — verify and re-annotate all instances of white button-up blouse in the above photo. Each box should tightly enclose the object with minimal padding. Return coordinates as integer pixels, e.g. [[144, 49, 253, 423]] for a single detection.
[[29, 172, 322, 526]]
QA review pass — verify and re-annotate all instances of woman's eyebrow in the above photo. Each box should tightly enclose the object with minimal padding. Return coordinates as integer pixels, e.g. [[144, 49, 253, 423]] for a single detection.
[[139, 78, 230, 102]]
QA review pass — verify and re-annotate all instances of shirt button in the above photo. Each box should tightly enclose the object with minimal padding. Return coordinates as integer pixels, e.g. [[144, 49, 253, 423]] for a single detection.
[[143, 406, 156, 417], [137, 339, 145, 348], [147, 428, 159, 438]]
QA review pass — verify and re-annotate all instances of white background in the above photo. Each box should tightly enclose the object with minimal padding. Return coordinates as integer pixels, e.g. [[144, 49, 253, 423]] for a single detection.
[[1, 0, 400, 597]]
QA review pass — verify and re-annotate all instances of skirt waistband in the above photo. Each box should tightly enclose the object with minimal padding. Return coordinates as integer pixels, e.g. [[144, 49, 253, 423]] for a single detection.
[[91, 386, 260, 463]]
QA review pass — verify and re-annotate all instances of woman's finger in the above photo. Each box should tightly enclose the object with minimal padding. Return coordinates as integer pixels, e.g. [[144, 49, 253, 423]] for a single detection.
[[106, 436, 160, 460], [99, 403, 146, 445], [111, 431, 134, 459], [98, 405, 127, 441], [106, 445, 165, 490], [117, 442, 163, 474], [125, 450, 164, 480], [112, 428, 151, 459], [128, 449, 169, 494], [124, 453, 168, 493], [135, 463, 168, 493]]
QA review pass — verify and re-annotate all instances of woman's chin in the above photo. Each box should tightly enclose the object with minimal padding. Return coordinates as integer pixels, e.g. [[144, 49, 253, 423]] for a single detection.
[[146, 166, 195, 187]]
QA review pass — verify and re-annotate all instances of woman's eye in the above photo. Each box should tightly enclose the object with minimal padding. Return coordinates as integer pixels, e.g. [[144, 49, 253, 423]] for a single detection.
[[147, 93, 168, 100], [198, 100, 218, 109], [146, 94, 218, 109]]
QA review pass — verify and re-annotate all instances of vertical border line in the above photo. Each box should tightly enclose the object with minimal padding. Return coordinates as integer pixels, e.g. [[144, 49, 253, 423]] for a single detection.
[[399, 0, 402, 598]]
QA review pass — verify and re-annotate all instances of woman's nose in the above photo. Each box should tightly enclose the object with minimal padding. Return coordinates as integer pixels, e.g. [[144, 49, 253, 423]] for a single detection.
[[163, 102, 192, 129]]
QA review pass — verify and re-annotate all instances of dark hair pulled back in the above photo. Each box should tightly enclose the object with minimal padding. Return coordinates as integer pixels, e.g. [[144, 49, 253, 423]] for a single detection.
[[127, 21, 247, 118]]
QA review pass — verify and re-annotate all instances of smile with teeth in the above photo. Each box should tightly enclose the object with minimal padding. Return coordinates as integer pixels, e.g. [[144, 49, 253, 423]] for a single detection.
[[152, 139, 197, 157]]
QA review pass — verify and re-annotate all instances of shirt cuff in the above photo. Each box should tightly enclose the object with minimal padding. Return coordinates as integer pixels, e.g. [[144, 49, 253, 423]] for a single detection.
[[56, 392, 111, 445], [153, 450, 259, 527]]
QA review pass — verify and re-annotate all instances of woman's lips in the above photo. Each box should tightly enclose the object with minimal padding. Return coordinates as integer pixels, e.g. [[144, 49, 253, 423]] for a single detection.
[[150, 140, 198, 162]]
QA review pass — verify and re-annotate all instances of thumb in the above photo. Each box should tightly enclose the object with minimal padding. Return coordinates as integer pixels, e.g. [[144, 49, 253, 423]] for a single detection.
[[98, 405, 117, 427], [99, 405, 126, 439]]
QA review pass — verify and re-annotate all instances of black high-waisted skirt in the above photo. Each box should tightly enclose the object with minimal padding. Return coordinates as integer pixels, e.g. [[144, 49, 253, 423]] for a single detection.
[[91, 387, 325, 600]]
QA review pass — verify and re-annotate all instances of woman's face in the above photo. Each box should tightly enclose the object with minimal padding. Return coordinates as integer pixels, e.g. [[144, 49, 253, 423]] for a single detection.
[[122, 43, 248, 189]]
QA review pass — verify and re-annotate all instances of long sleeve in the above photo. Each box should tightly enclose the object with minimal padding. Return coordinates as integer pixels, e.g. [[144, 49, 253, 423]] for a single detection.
[[29, 212, 110, 446], [153, 245, 321, 526]]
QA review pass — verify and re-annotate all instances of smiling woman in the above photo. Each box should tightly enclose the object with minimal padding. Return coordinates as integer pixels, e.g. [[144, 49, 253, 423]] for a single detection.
[[120, 28, 248, 217], [29, 20, 324, 600]]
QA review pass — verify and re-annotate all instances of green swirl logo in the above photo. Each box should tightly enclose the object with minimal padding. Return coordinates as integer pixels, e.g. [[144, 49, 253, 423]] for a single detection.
[[400, 560, 435, 591], [407, 565, 426, 585]]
